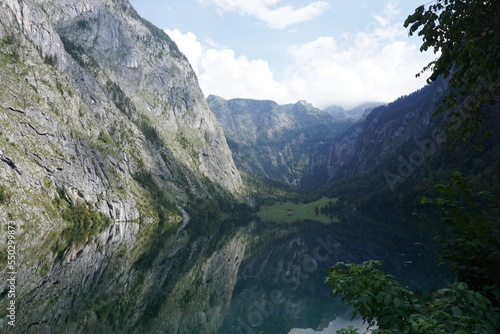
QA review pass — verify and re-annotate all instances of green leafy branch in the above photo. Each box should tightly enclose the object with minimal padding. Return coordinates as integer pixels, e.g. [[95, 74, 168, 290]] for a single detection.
[[404, 0, 499, 146], [421, 171, 500, 305], [325, 260, 500, 334]]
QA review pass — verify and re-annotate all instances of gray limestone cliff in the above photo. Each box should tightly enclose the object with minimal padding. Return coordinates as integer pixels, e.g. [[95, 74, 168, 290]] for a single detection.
[[0, 0, 246, 332], [0, 0, 242, 221]]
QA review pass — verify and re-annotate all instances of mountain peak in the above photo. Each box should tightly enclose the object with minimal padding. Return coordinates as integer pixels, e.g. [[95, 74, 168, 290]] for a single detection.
[[206, 94, 226, 103], [297, 99, 311, 105]]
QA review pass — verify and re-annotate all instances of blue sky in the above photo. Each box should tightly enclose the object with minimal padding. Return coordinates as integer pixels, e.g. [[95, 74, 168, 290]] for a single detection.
[[129, 0, 434, 109]]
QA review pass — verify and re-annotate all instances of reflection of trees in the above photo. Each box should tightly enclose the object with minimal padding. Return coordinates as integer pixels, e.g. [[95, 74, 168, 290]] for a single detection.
[[222, 210, 445, 333]]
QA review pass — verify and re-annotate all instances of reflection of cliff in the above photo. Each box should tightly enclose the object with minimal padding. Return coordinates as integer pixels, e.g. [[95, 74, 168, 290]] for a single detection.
[[222, 210, 446, 333], [150, 236, 246, 333], [3, 218, 248, 333], [1, 208, 444, 333]]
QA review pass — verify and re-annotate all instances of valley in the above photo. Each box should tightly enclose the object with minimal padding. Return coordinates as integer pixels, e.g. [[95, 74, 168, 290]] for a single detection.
[[0, 0, 498, 333]]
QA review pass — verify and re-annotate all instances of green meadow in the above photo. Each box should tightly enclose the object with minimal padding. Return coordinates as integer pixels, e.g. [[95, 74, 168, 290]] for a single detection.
[[257, 197, 339, 224]]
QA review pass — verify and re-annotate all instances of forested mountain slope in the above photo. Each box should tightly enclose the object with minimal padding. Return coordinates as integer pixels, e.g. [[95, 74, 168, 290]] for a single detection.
[[315, 79, 500, 207], [208, 95, 354, 187]]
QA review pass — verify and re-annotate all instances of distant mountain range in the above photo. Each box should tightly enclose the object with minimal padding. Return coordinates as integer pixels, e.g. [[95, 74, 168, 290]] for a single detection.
[[323, 102, 384, 120], [208, 91, 439, 191], [207, 95, 355, 187], [209, 80, 500, 203]]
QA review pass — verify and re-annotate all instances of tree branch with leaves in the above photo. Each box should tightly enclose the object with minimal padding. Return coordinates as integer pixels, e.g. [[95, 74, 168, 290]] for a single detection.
[[404, 0, 500, 145], [325, 260, 500, 334]]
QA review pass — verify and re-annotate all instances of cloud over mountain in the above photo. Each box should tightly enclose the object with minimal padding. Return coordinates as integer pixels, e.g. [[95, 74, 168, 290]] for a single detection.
[[198, 0, 329, 29], [166, 3, 435, 109]]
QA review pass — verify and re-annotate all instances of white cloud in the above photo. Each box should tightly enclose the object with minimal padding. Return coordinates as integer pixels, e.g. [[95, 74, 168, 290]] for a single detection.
[[200, 49, 289, 100], [283, 5, 435, 109], [165, 3, 435, 110], [198, 0, 329, 29], [165, 29, 289, 101]]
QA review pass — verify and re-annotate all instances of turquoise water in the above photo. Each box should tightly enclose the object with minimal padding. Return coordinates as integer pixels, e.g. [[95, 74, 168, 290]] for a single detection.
[[219, 209, 448, 334], [7, 209, 447, 334]]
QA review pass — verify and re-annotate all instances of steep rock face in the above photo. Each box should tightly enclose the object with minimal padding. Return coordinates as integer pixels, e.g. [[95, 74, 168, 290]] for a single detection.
[[0, 0, 241, 209], [40, 0, 242, 193], [281, 99, 340, 126], [306, 81, 447, 184], [208, 95, 352, 187], [0, 0, 244, 235], [207, 95, 294, 146], [0, 0, 245, 331]]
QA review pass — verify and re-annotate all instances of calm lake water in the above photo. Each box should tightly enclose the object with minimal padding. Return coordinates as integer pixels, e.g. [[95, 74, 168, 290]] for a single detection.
[[219, 210, 447, 334], [3, 209, 447, 334]]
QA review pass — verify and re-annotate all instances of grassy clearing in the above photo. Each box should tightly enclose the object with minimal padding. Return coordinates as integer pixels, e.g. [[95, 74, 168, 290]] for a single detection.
[[257, 197, 339, 224]]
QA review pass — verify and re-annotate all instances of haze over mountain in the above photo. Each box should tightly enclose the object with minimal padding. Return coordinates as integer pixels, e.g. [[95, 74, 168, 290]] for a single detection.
[[324, 102, 384, 120]]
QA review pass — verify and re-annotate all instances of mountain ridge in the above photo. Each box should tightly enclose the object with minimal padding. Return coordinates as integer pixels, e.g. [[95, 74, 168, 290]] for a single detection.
[[208, 95, 354, 187], [323, 102, 384, 120], [209, 78, 498, 202]]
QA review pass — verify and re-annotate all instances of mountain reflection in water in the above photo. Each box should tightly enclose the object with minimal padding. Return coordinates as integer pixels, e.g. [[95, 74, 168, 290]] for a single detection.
[[220, 209, 447, 334], [4, 209, 446, 334]]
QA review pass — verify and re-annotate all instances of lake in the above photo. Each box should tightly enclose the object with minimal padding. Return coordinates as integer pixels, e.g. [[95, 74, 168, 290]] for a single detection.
[[220, 209, 447, 334], [1, 209, 447, 334]]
